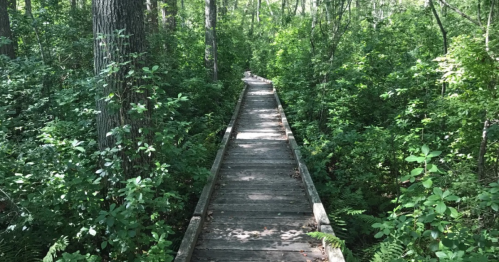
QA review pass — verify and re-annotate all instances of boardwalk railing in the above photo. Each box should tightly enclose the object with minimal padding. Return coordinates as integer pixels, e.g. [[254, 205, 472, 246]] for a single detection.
[[174, 72, 345, 262]]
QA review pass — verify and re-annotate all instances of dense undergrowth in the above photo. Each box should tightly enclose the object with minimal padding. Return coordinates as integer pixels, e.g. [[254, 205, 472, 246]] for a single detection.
[[0, 1, 250, 261], [249, 2, 499, 262]]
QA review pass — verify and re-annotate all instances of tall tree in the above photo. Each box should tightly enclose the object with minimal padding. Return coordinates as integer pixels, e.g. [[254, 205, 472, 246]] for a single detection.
[[93, 0, 151, 176], [257, 0, 261, 22], [146, 0, 159, 33], [24, 0, 31, 16], [161, 0, 177, 32], [0, 0, 15, 58], [205, 0, 218, 81], [429, 0, 447, 96]]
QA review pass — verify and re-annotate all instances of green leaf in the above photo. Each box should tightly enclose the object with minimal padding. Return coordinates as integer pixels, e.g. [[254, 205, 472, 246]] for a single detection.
[[372, 223, 383, 228], [424, 213, 436, 223], [422, 178, 433, 188], [422, 145, 429, 155], [448, 207, 459, 218], [152, 65, 159, 71], [128, 230, 136, 238], [405, 155, 419, 162], [428, 195, 441, 201], [101, 241, 107, 249], [436, 202, 447, 214], [74, 147, 85, 152], [492, 203, 499, 212], [442, 190, 450, 199], [428, 151, 442, 157], [374, 231, 384, 238], [433, 187, 443, 197], [435, 251, 448, 258], [411, 168, 424, 176]]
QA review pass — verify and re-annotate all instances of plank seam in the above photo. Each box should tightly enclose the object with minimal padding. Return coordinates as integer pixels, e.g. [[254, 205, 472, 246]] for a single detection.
[[249, 72, 346, 262], [175, 79, 249, 262]]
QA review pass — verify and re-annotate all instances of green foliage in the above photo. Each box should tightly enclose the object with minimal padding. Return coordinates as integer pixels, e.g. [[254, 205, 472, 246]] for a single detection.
[[1, 0, 248, 261], [43, 236, 69, 262], [249, 0, 499, 261]]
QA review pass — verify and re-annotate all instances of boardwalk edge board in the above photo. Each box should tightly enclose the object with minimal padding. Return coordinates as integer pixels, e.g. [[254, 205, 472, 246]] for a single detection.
[[250, 73, 346, 262], [174, 80, 248, 262]]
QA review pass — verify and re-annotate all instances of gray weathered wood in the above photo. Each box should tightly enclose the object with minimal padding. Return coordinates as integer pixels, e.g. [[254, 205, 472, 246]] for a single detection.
[[192, 250, 325, 261], [321, 225, 346, 262], [174, 216, 202, 262], [177, 74, 345, 261]]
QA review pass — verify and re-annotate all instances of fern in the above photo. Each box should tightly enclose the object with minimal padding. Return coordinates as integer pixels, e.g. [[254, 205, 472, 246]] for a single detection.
[[308, 231, 345, 249], [0, 235, 41, 262], [308, 232, 360, 262], [0, 238, 15, 262], [43, 236, 69, 262], [371, 240, 405, 262]]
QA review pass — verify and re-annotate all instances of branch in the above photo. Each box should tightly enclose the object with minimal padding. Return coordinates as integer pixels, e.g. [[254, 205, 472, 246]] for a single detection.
[[437, 0, 484, 29]]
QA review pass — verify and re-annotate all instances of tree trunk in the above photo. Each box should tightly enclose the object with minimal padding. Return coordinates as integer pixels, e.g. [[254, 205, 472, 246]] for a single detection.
[[71, 0, 76, 11], [429, 0, 447, 96], [205, 0, 218, 81], [257, 0, 261, 22], [281, 0, 286, 24], [0, 0, 15, 58], [25, 0, 31, 16], [478, 119, 491, 179], [162, 0, 177, 32], [301, 0, 306, 15], [293, 0, 299, 15], [146, 0, 159, 33], [312, 0, 318, 29], [250, 0, 255, 35], [93, 0, 151, 177], [265, 0, 274, 16]]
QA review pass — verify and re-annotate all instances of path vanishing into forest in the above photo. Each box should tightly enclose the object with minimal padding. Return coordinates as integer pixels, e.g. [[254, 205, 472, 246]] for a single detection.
[[174, 74, 345, 262]]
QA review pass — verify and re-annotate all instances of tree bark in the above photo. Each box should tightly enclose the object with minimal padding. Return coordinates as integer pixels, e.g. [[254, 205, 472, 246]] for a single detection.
[[0, 0, 15, 58], [146, 0, 159, 33], [25, 0, 31, 16], [281, 0, 286, 24], [478, 119, 491, 179], [301, 0, 306, 15], [436, 0, 482, 27], [312, 0, 318, 30], [293, 0, 299, 15], [486, 0, 495, 59], [205, 0, 218, 81], [93, 0, 151, 177], [429, 0, 447, 96], [257, 0, 261, 22], [266, 0, 273, 16], [162, 0, 177, 32]]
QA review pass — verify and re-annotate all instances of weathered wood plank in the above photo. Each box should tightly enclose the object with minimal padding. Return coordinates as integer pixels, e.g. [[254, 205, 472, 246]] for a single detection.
[[211, 193, 306, 202], [192, 250, 325, 261], [199, 224, 316, 241], [208, 203, 310, 213], [207, 217, 315, 227], [207, 210, 313, 219], [195, 239, 321, 251], [210, 197, 309, 205], [215, 181, 303, 190], [174, 216, 202, 262]]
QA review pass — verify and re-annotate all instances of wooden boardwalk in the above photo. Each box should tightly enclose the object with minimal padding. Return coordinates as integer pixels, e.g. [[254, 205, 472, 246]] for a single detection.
[[175, 75, 344, 262]]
